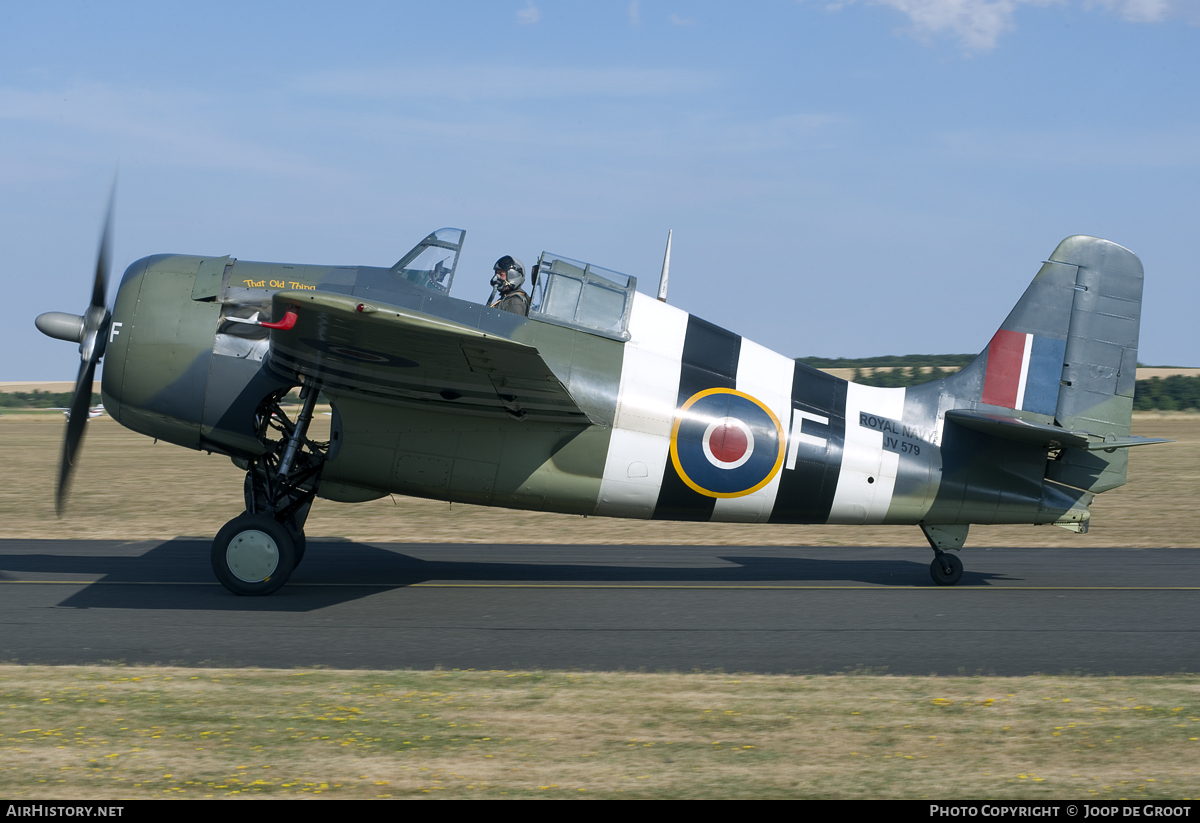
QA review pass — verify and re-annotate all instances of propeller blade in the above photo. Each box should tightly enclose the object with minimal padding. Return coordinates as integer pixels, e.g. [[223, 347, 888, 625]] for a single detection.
[[92, 181, 115, 311], [57, 356, 98, 515], [56, 179, 116, 515]]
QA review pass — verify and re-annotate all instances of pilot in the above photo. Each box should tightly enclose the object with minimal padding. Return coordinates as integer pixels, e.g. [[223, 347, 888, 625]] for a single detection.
[[488, 255, 530, 316]]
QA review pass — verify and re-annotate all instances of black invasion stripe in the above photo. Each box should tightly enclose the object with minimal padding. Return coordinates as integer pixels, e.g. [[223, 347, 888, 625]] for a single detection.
[[768, 363, 848, 524], [652, 315, 741, 522]]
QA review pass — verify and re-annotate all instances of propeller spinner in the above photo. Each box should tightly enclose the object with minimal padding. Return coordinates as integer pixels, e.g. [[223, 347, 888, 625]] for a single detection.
[[34, 189, 114, 514]]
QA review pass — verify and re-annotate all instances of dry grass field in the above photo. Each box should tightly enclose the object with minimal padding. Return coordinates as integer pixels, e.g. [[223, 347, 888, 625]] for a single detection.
[[1, 411, 1196, 548], [2, 666, 1199, 799]]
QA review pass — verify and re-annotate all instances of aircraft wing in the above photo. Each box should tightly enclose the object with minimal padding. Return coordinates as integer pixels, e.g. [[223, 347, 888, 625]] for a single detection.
[[264, 290, 596, 424]]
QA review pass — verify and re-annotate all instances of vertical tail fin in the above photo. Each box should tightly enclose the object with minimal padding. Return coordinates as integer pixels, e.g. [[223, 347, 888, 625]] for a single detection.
[[946, 236, 1144, 493]]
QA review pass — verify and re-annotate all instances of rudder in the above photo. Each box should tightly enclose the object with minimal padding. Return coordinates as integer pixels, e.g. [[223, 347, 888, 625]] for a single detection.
[[1047, 236, 1144, 493]]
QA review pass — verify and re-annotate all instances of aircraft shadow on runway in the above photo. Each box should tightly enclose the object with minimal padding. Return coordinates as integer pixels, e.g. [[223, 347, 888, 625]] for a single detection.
[[0, 539, 1015, 612]]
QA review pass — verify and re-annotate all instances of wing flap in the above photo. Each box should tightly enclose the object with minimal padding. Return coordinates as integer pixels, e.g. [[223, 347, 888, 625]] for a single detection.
[[265, 290, 596, 423]]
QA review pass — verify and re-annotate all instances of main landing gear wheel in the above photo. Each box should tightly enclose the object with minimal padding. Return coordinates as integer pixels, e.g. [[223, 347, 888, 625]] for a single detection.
[[212, 513, 297, 596], [929, 552, 964, 586], [235, 510, 307, 567]]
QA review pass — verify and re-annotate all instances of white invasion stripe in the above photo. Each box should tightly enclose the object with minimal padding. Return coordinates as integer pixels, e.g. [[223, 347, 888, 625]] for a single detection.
[[828, 382, 905, 525], [1015, 332, 1033, 411], [596, 293, 689, 519], [711, 337, 794, 523]]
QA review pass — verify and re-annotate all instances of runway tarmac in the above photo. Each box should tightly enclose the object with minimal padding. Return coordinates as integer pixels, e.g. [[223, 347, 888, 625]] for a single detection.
[[1, 539, 1198, 675]]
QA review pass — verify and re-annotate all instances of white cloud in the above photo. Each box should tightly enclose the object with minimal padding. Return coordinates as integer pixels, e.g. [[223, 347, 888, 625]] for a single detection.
[[517, 1, 541, 25], [670, 13, 697, 25], [819, 0, 1197, 51], [629, 1, 642, 27], [824, 1, 1060, 51], [1085, 0, 1175, 22], [1090, 0, 1200, 24]]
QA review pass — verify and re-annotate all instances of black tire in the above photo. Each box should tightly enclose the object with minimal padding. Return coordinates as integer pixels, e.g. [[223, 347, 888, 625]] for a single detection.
[[929, 552, 964, 586], [286, 518, 307, 568], [211, 513, 296, 596]]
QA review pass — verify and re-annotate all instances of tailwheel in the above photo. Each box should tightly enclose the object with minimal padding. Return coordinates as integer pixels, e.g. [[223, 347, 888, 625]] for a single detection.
[[921, 524, 968, 586], [929, 552, 964, 586], [212, 513, 296, 596]]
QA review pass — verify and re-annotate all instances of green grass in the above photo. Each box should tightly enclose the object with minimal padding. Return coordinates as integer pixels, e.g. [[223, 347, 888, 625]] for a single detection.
[[2, 666, 1199, 799]]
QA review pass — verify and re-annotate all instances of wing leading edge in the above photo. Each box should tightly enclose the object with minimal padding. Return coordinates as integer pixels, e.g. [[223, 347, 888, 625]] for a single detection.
[[265, 290, 598, 424]]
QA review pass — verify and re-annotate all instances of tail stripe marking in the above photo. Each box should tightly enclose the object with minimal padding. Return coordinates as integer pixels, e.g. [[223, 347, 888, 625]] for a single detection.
[[982, 330, 1067, 416], [1014, 332, 1033, 411], [1024, 335, 1067, 416], [982, 329, 1027, 409]]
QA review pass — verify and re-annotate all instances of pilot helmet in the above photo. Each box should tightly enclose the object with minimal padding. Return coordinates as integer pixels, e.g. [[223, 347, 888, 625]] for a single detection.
[[491, 255, 525, 292]]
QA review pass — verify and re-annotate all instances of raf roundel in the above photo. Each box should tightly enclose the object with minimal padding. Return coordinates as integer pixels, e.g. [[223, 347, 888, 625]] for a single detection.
[[670, 388, 786, 498]]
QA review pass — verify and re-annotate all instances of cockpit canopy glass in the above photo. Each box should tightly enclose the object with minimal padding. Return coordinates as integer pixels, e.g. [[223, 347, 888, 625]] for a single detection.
[[391, 228, 465, 293], [530, 253, 636, 339]]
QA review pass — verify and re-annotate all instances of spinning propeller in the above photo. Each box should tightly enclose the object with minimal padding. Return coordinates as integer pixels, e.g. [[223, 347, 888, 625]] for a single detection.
[[34, 187, 115, 514]]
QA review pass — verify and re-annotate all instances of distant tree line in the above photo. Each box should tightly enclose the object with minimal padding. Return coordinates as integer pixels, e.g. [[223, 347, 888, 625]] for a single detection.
[[797, 354, 976, 369], [852, 370, 1200, 409], [0, 390, 96, 408], [851, 366, 959, 387], [1134, 376, 1200, 411]]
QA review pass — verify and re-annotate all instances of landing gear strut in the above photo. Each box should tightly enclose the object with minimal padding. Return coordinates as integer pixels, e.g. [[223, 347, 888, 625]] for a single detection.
[[213, 383, 326, 596], [921, 524, 967, 586]]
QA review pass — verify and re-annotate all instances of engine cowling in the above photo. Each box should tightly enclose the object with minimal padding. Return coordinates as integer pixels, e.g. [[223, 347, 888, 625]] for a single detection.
[[102, 254, 292, 457]]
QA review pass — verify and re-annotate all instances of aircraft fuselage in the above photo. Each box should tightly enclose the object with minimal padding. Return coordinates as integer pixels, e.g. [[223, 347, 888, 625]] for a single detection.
[[100, 251, 1096, 530]]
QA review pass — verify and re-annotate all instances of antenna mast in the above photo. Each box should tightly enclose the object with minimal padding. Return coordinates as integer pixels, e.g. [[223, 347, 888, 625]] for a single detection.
[[657, 229, 673, 302]]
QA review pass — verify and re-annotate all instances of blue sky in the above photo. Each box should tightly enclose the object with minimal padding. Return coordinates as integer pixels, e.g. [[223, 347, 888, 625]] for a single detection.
[[3, 1, 1198, 380]]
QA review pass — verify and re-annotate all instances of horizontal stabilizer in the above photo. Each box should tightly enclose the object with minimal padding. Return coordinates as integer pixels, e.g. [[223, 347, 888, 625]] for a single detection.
[[945, 409, 1170, 451], [1089, 436, 1173, 451]]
